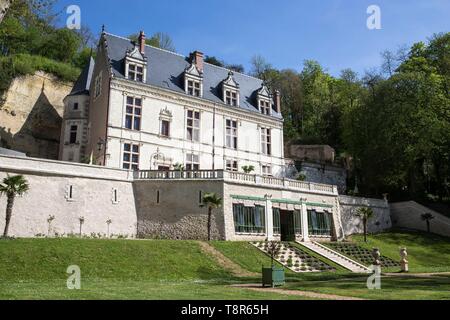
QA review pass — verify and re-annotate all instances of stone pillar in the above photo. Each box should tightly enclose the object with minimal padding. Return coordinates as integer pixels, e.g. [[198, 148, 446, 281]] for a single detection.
[[301, 201, 309, 242], [265, 195, 274, 241]]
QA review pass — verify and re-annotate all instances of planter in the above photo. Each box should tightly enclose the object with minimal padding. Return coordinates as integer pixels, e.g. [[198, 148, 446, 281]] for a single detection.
[[262, 266, 285, 287]]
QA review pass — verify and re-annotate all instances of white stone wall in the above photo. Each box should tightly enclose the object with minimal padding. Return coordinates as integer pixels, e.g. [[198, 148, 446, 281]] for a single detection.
[[339, 195, 392, 237], [390, 201, 450, 237], [0, 155, 137, 238], [223, 182, 342, 241], [133, 180, 226, 240], [1, 154, 348, 241], [104, 80, 285, 176]]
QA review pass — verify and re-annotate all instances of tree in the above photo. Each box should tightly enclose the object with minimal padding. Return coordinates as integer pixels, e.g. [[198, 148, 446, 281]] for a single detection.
[[204, 55, 224, 67], [128, 32, 176, 52], [355, 207, 374, 242], [200, 192, 222, 241], [421, 213, 435, 233], [148, 32, 175, 52], [173, 163, 184, 172], [250, 55, 272, 78], [242, 165, 255, 174], [266, 241, 282, 268], [0, 174, 29, 237]]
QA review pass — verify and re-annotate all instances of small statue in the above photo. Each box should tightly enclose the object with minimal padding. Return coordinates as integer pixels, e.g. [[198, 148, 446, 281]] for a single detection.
[[372, 248, 381, 266], [400, 248, 409, 272]]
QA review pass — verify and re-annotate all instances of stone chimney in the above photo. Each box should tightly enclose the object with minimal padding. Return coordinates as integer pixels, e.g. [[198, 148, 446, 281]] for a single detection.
[[190, 51, 204, 73], [138, 31, 146, 55], [274, 90, 281, 113]]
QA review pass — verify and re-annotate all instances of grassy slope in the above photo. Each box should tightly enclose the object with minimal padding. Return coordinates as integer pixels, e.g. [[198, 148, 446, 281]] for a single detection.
[[1, 231, 449, 300], [0, 239, 306, 300], [351, 230, 450, 273]]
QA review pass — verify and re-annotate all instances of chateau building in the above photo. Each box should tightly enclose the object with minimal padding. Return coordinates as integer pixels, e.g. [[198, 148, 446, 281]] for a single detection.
[[51, 30, 390, 243], [60, 31, 285, 177]]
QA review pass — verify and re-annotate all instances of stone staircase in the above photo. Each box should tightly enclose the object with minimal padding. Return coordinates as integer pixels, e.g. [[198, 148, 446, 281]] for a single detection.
[[251, 242, 335, 273], [298, 241, 370, 273]]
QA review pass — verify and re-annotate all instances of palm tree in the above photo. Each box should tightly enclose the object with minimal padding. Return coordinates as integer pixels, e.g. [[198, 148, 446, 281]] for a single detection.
[[355, 207, 374, 242], [0, 175, 29, 237], [200, 192, 222, 241], [242, 165, 255, 174], [421, 213, 435, 233], [173, 163, 184, 171]]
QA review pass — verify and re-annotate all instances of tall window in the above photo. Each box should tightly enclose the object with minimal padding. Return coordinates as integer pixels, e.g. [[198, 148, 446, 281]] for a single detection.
[[233, 204, 265, 234], [94, 72, 102, 99], [261, 128, 271, 155], [293, 210, 302, 234], [225, 90, 238, 106], [186, 110, 200, 142], [128, 63, 144, 82], [259, 99, 270, 115], [273, 208, 281, 235], [160, 120, 170, 137], [123, 143, 139, 170], [225, 119, 238, 149], [69, 125, 78, 144], [186, 153, 200, 171], [307, 210, 332, 236], [73, 102, 79, 111], [187, 79, 201, 97], [262, 165, 272, 176], [226, 160, 238, 172], [125, 97, 142, 131]]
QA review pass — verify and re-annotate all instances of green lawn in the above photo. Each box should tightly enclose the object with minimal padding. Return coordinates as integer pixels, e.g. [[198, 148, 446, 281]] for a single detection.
[[350, 230, 450, 273], [0, 238, 305, 300], [283, 274, 450, 300], [1, 231, 449, 300]]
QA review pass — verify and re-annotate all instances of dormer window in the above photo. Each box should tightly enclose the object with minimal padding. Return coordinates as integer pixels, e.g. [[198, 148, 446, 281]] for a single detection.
[[256, 83, 272, 116], [222, 71, 240, 107], [259, 99, 270, 115], [225, 90, 238, 106], [125, 45, 147, 83], [128, 64, 144, 82], [184, 62, 203, 98], [187, 79, 201, 97]]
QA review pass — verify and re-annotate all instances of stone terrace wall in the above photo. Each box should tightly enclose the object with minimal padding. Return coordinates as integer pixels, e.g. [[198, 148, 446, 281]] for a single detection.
[[0, 155, 137, 238], [339, 195, 392, 236], [390, 201, 450, 238], [133, 180, 225, 240]]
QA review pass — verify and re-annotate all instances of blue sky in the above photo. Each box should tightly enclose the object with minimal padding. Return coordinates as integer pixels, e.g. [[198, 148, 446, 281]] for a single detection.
[[55, 0, 449, 77]]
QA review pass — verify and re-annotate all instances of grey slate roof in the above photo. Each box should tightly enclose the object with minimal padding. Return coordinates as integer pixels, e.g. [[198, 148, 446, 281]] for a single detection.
[[69, 57, 95, 96], [103, 33, 282, 119], [0, 147, 26, 157]]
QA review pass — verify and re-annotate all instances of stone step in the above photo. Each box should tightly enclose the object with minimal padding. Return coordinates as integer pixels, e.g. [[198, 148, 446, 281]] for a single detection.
[[251, 242, 335, 273], [297, 241, 370, 273]]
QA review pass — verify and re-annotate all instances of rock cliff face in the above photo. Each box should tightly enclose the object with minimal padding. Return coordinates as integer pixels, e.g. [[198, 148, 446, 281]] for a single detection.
[[0, 71, 73, 159], [0, 0, 11, 23]]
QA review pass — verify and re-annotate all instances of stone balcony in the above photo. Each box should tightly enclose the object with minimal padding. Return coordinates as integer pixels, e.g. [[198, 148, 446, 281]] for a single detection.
[[134, 170, 339, 196]]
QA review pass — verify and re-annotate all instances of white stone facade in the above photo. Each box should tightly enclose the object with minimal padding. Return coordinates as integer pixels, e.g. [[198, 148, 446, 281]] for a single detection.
[[0, 155, 392, 240], [60, 33, 285, 177]]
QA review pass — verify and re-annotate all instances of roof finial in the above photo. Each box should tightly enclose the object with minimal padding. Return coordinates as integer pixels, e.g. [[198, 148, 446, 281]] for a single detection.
[[102, 24, 106, 33]]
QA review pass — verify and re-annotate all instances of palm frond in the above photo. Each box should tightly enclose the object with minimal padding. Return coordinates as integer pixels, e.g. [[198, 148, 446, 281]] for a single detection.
[[0, 174, 30, 196]]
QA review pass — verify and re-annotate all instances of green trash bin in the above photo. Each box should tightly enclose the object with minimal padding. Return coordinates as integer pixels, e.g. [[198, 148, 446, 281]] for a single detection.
[[262, 266, 285, 287]]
